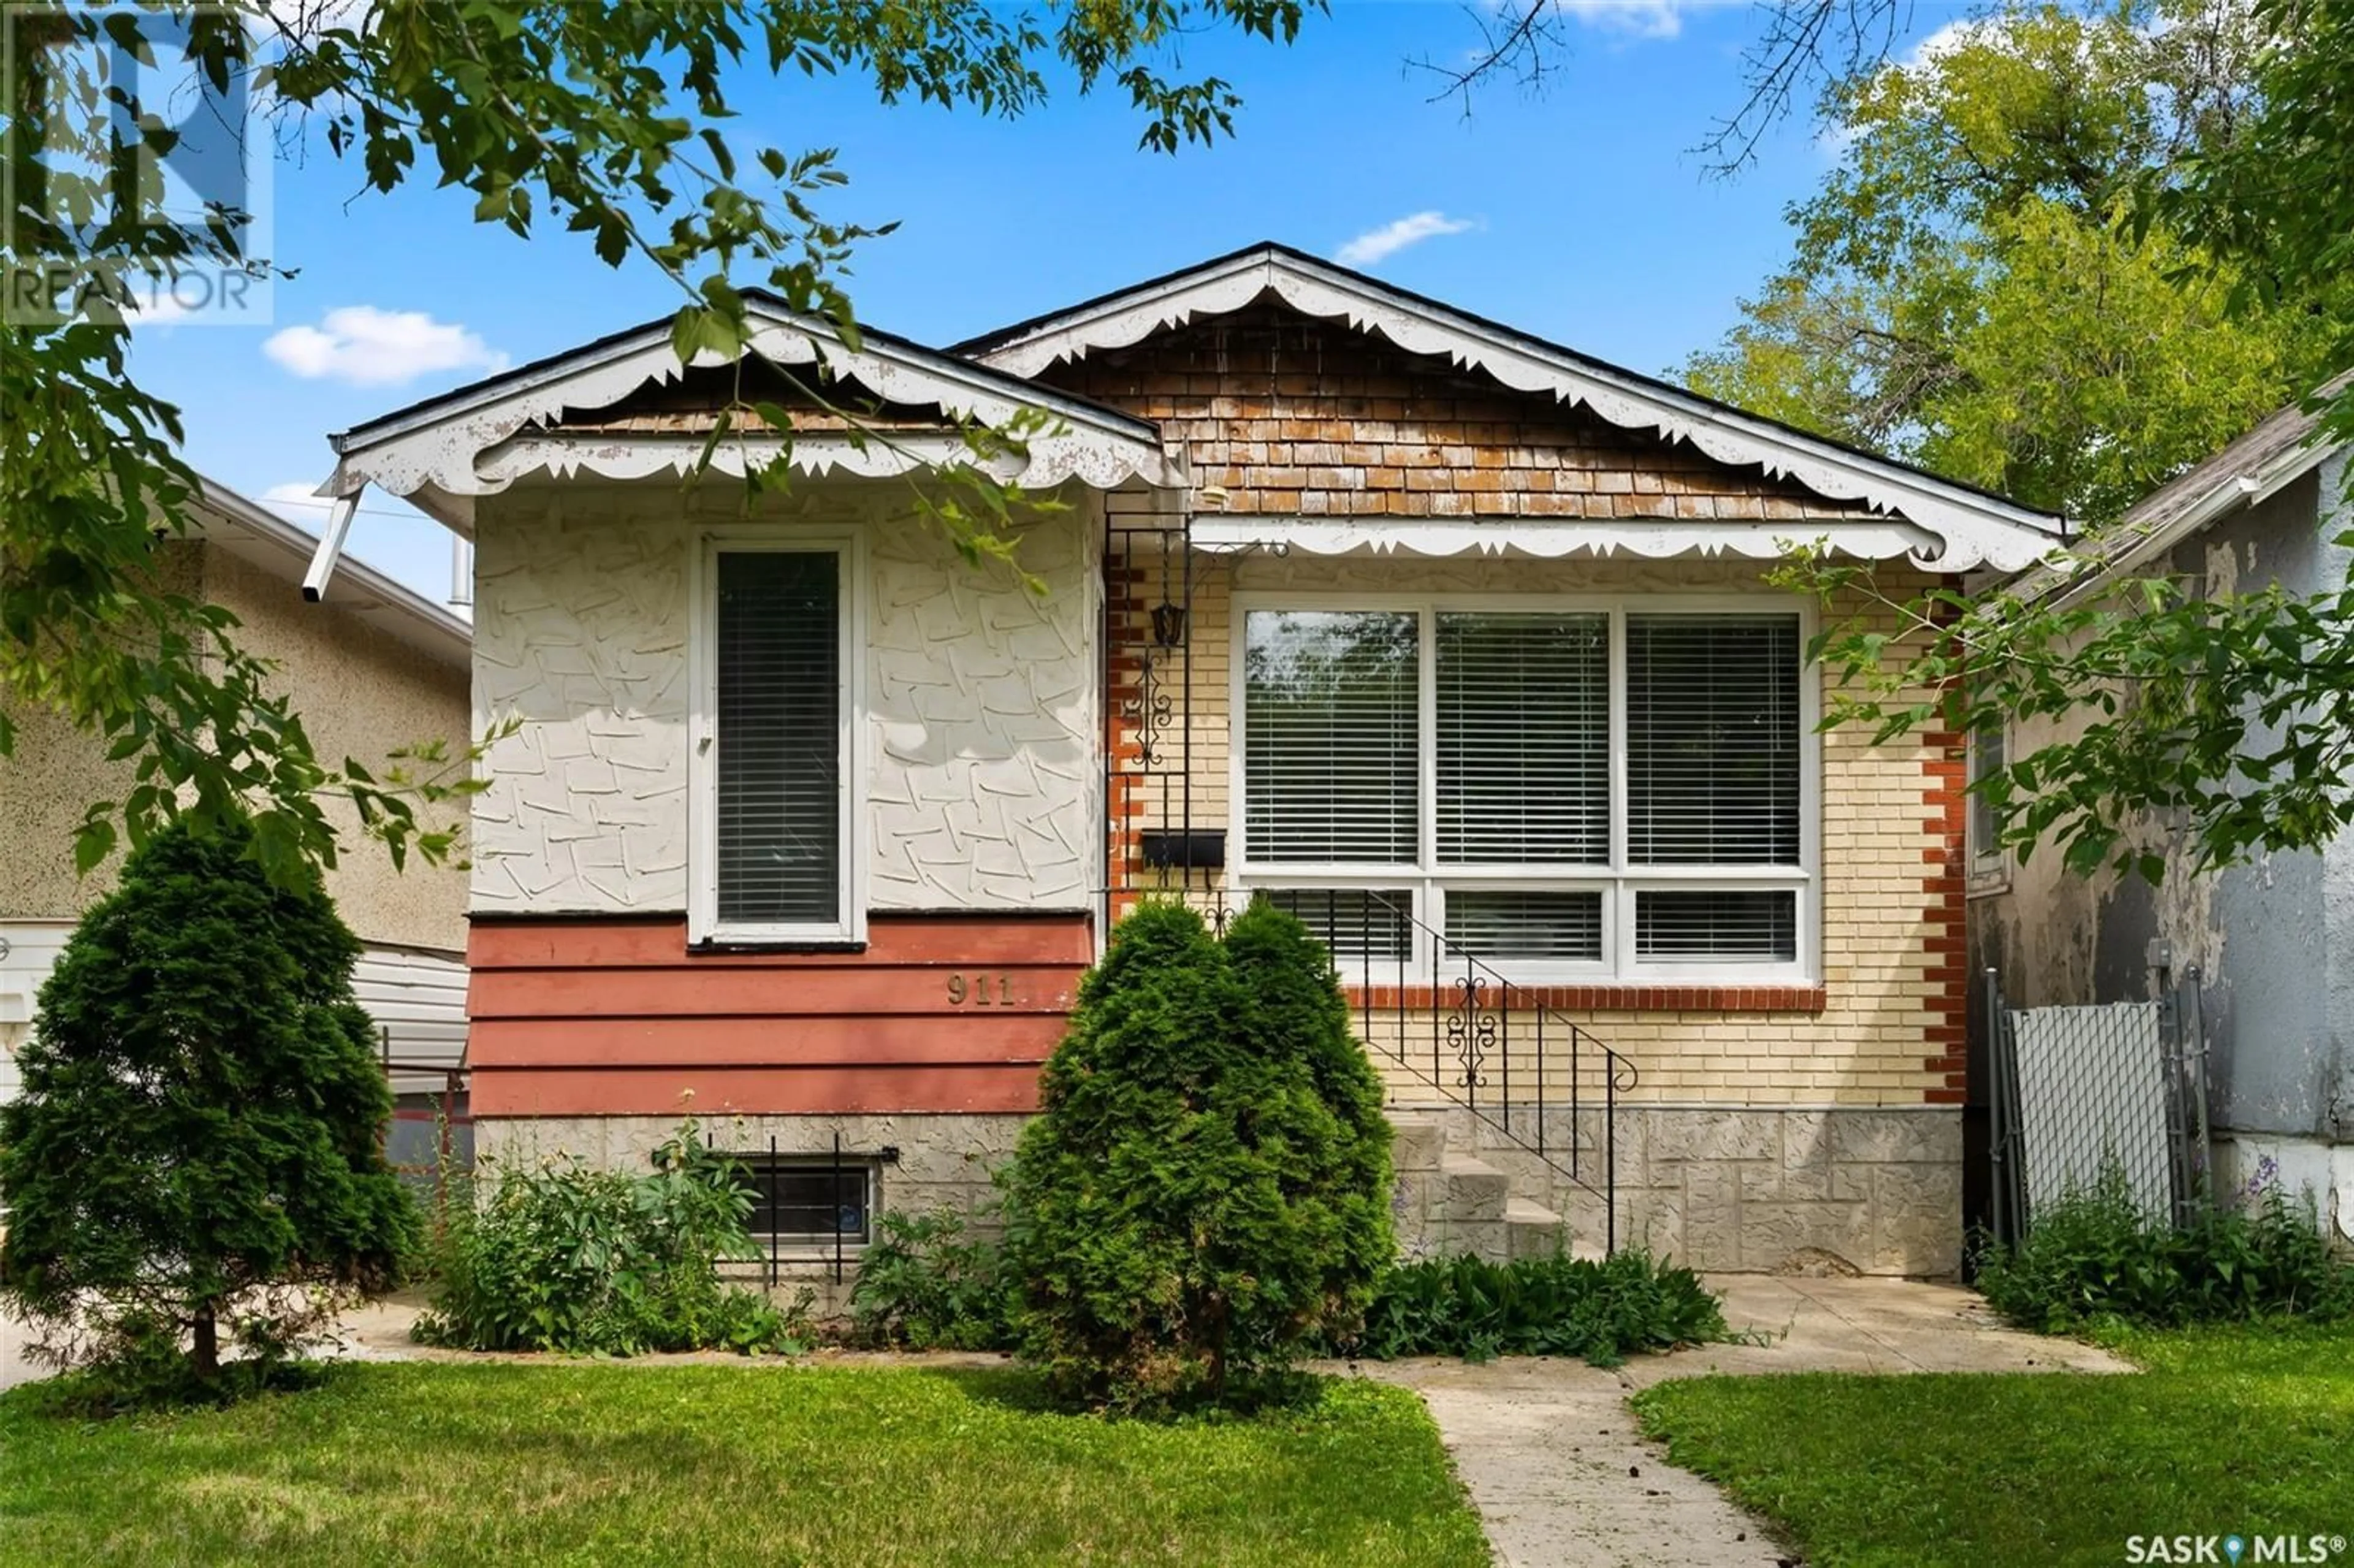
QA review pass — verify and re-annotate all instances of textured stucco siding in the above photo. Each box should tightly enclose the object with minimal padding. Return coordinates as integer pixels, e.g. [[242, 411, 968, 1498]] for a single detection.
[[1124, 550, 1961, 1109], [203, 549, 471, 951], [1971, 454, 2354, 1236], [0, 541, 469, 953], [469, 479, 1100, 916]]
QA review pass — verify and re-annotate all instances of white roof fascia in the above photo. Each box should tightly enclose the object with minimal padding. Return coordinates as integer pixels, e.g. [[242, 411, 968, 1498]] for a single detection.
[[329, 306, 1184, 533], [1190, 514, 1944, 562], [2033, 436, 2344, 613], [193, 478, 471, 669]]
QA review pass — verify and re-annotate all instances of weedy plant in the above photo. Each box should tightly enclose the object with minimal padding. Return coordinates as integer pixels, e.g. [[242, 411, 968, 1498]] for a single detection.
[[416, 1121, 809, 1357], [1333, 1250, 1732, 1366], [848, 1209, 1016, 1350], [1976, 1163, 2354, 1333]]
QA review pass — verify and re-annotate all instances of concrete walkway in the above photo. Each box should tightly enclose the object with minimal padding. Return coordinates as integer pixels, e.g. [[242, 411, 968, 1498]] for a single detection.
[[0, 1310, 39, 1393], [1357, 1276, 2130, 1568]]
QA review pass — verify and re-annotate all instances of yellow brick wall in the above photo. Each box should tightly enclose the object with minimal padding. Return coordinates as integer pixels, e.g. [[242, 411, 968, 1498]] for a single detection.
[[1114, 552, 1962, 1109]]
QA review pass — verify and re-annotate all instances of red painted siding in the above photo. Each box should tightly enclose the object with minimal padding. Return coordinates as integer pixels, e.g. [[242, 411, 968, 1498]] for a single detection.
[[467, 915, 1092, 1117]]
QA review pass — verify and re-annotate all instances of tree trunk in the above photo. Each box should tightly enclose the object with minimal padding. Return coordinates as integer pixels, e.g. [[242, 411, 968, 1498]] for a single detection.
[[191, 1304, 219, 1380]]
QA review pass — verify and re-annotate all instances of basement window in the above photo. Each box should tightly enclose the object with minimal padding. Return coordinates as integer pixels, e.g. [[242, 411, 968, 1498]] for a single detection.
[[728, 1155, 875, 1250]]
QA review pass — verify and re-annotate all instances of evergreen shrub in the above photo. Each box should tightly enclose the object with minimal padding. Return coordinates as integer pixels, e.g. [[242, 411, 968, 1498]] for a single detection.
[[0, 818, 419, 1402], [1000, 898, 1393, 1407]]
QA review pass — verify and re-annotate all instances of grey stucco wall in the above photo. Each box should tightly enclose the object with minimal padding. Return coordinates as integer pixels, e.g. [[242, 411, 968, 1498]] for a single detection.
[[1971, 455, 2354, 1153], [1, 541, 471, 951]]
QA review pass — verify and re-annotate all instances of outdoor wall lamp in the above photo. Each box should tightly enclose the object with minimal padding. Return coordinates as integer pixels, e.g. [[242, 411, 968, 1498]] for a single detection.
[[1151, 601, 1188, 648]]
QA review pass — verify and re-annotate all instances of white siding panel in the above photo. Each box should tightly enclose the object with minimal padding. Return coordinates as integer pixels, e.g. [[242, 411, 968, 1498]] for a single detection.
[[352, 945, 470, 1095], [0, 923, 74, 1105], [0, 924, 463, 1101]]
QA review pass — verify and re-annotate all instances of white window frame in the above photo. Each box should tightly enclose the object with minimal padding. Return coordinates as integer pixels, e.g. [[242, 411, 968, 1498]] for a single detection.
[[688, 527, 867, 946], [1228, 591, 1821, 983], [1967, 716, 2011, 888]]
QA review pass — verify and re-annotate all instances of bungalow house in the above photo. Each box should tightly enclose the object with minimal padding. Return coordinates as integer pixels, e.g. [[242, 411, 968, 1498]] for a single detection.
[[318, 243, 2062, 1276], [1, 477, 474, 1116], [1969, 398, 2354, 1244]]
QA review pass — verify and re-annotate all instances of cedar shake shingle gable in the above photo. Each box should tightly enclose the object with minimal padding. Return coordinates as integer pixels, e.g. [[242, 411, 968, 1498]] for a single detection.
[[1035, 299, 1864, 523]]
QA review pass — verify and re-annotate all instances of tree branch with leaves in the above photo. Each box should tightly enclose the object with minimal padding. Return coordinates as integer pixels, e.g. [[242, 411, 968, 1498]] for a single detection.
[[2, 0, 1320, 881]]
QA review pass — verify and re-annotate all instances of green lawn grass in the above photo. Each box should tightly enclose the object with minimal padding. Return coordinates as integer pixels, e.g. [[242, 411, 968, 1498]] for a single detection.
[[0, 1362, 1490, 1567], [1633, 1324, 2354, 1568]]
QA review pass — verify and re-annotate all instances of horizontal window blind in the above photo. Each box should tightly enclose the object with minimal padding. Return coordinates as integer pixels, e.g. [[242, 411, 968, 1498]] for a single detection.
[[716, 550, 840, 926], [1244, 611, 1418, 863], [1262, 888, 1414, 964], [1626, 614, 1801, 866], [1635, 889, 1797, 962], [1444, 890, 1603, 962], [1437, 612, 1608, 864]]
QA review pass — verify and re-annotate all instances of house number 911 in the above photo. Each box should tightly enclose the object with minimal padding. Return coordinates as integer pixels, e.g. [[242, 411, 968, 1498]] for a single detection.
[[947, 974, 1016, 1007]]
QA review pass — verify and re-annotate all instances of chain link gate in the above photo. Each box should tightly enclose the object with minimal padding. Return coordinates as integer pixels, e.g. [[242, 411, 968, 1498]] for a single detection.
[[1985, 964, 2214, 1248]]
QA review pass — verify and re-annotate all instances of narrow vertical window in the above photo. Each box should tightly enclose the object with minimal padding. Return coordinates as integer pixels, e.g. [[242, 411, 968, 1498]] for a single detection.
[[1626, 614, 1802, 866], [1626, 612, 1802, 964], [1970, 718, 2006, 869], [715, 550, 842, 927]]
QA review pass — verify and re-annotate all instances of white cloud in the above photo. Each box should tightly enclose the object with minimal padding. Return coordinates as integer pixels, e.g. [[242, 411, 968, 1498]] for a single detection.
[[262, 305, 509, 387], [258, 482, 336, 523], [1555, 0, 1686, 40], [1336, 211, 1478, 268], [1905, 17, 1983, 68]]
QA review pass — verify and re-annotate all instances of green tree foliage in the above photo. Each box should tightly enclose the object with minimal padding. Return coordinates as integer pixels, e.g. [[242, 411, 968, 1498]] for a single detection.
[[1724, 1, 2354, 883], [1001, 899, 1393, 1408], [0, 816, 419, 1393], [2, 0, 1314, 884], [1688, 0, 2343, 524], [2161, 0, 2354, 454]]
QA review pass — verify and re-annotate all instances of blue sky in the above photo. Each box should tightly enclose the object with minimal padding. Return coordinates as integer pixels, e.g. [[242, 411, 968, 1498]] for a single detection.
[[129, 0, 1969, 605]]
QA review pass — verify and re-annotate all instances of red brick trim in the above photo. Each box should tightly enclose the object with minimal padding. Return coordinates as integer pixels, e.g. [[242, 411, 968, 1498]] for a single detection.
[[1341, 983, 1827, 1015], [1923, 710, 1970, 1102]]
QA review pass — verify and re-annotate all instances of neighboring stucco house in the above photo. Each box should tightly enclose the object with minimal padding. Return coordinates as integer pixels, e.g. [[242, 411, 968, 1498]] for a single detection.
[[0, 478, 474, 1105], [320, 243, 2063, 1275], [1969, 398, 2354, 1244]]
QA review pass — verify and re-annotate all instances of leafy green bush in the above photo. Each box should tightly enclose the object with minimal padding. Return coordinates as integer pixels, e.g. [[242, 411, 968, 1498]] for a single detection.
[[416, 1123, 807, 1356], [1332, 1250, 1731, 1366], [848, 1209, 1016, 1350], [1000, 899, 1394, 1408], [1976, 1168, 2354, 1332], [0, 817, 419, 1401]]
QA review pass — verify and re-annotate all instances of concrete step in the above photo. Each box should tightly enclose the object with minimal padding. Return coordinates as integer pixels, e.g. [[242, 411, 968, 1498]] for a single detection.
[[1503, 1196, 1568, 1261], [1435, 1152, 1509, 1222], [1388, 1115, 1446, 1176]]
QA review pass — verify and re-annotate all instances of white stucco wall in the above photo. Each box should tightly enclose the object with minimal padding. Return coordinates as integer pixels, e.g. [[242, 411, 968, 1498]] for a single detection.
[[469, 478, 1102, 916]]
